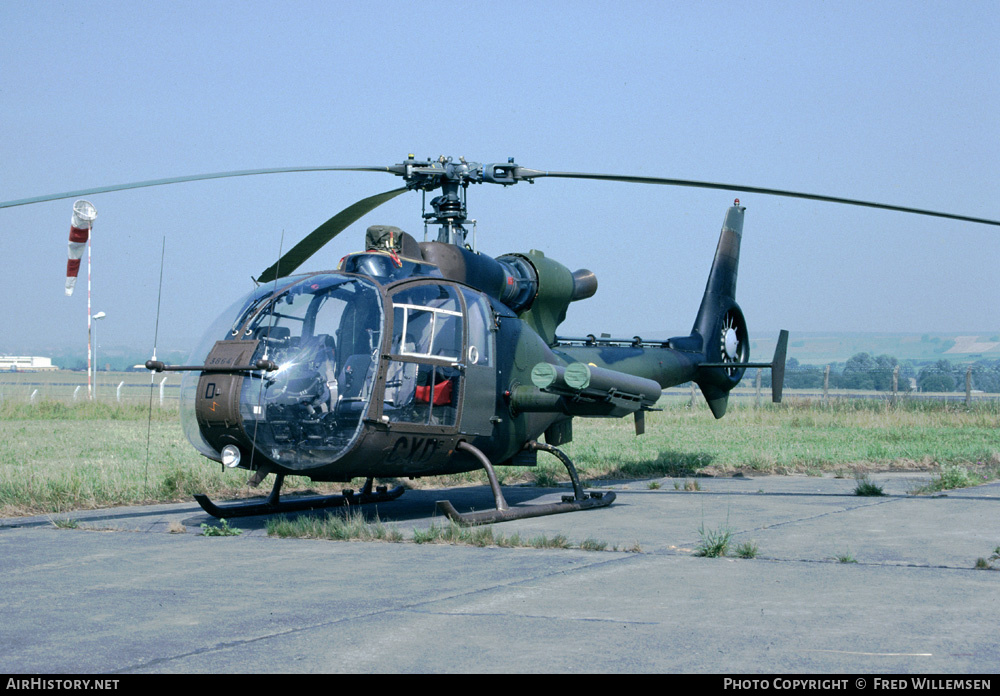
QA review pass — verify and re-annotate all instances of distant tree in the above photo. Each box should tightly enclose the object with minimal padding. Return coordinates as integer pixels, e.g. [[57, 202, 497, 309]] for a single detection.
[[842, 352, 876, 390], [919, 373, 955, 392], [872, 354, 901, 391], [760, 357, 824, 389], [970, 360, 1000, 393], [918, 360, 956, 392], [787, 360, 824, 389], [827, 363, 844, 389], [835, 353, 909, 391], [898, 362, 915, 392]]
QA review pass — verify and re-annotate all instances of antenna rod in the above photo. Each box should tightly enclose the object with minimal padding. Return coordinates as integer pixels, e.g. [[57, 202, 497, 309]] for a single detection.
[[144, 236, 166, 494], [151, 237, 166, 361]]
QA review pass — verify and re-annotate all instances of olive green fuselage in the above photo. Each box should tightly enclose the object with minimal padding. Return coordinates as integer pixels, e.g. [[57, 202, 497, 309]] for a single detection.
[[187, 205, 751, 483]]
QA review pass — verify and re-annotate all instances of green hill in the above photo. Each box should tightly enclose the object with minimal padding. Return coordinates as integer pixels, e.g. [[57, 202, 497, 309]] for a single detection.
[[750, 332, 1000, 366]]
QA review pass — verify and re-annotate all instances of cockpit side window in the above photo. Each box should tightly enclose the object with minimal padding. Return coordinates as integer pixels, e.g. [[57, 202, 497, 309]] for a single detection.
[[462, 289, 493, 366], [384, 283, 465, 428]]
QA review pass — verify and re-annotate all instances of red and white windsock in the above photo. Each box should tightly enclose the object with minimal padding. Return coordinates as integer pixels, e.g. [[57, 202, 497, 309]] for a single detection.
[[65, 200, 97, 296]]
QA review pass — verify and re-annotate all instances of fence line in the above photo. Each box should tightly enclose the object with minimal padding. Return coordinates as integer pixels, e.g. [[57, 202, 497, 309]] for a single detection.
[[5, 377, 1000, 407], [0, 380, 182, 406]]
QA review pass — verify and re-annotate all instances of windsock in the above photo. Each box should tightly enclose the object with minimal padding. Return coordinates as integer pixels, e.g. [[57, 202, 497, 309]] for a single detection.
[[65, 200, 97, 296]]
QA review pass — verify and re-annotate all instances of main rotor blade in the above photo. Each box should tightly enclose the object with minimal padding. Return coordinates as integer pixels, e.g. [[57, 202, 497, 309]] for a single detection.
[[257, 187, 409, 284], [514, 169, 1000, 227], [0, 166, 396, 209]]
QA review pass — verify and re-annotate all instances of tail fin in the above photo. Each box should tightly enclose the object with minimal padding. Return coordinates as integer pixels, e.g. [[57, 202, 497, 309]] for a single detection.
[[691, 204, 747, 418], [668, 204, 786, 419], [696, 204, 744, 308]]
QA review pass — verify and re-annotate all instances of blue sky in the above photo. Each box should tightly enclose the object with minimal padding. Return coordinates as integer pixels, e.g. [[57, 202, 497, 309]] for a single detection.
[[2, 1, 998, 356]]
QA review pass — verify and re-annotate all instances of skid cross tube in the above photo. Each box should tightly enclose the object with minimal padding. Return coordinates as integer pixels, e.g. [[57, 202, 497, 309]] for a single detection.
[[435, 440, 615, 526], [194, 475, 405, 518]]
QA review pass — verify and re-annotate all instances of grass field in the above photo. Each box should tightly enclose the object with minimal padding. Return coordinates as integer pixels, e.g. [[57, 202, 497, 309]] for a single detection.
[[2, 385, 998, 517], [564, 396, 1000, 478]]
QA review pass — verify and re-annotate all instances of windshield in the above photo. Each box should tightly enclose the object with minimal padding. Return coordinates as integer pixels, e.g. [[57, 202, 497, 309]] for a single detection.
[[181, 274, 384, 469]]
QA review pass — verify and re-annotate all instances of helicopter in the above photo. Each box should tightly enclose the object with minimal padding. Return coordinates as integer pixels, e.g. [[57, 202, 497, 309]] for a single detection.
[[4, 156, 999, 525]]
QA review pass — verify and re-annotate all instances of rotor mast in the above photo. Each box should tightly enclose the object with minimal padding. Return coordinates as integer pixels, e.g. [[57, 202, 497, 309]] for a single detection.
[[427, 165, 469, 246], [395, 154, 521, 246]]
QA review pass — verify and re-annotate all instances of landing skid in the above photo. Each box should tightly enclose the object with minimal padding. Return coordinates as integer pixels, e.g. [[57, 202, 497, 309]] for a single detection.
[[194, 474, 405, 518], [436, 491, 615, 526], [436, 441, 615, 526]]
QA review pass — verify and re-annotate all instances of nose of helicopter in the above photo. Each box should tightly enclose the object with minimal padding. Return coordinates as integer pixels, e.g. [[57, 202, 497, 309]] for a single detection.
[[180, 273, 385, 474]]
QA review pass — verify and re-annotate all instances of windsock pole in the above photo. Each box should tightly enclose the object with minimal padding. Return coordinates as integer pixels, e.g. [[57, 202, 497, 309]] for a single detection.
[[87, 237, 92, 399], [67, 201, 97, 398]]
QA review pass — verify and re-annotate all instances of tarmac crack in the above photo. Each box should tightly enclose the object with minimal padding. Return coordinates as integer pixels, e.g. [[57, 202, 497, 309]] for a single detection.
[[734, 495, 903, 536], [401, 608, 660, 626]]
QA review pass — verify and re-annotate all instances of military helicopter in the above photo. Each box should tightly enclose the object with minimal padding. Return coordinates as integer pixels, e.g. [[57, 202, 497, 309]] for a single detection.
[[4, 156, 999, 524]]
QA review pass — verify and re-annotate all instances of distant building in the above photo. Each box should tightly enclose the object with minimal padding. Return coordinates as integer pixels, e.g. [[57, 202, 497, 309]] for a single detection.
[[0, 356, 58, 372]]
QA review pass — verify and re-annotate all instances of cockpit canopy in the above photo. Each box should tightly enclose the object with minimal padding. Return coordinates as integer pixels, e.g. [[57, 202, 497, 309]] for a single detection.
[[181, 273, 384, 469]]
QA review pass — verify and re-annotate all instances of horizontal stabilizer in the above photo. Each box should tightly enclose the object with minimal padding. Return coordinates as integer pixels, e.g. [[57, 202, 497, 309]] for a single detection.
[[699, 328, 788, 403]]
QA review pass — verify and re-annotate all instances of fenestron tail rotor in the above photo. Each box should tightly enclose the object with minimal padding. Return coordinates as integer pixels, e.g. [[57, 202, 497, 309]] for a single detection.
[[719, 308, 747, 378]]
